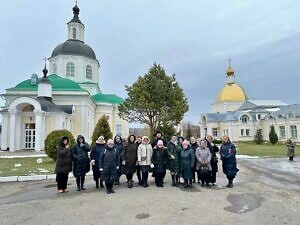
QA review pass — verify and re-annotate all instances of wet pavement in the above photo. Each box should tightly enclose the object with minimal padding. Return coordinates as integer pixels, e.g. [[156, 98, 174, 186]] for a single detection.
[[0, 158, 299, 225]]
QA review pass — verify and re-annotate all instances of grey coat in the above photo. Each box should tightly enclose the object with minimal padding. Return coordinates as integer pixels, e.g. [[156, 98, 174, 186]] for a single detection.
[[195, 147, 212, 171]]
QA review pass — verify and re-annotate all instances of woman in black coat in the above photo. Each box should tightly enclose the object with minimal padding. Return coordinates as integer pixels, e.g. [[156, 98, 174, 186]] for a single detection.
[[100, 139, 119, 194], [72, 135, 91, 191], [114, 135, 123, 185], [206, 135, 219, 185], [91, 136, 106, 188], [55, 136, 72, 193], [151, 140, 169, 187], [121, 135, 138, 188]]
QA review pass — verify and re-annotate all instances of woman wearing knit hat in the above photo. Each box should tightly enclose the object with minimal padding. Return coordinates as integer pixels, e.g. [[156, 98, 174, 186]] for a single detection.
[[91, 136, 106, 188]]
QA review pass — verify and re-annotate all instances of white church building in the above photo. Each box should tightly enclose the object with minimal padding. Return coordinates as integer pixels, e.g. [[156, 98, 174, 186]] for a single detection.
[[200, 63, 300, 143], [0, 4, 129, 152]]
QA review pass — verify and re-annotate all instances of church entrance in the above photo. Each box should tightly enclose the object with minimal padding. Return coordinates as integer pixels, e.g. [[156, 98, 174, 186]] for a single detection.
[[24, 123, 36, 149]]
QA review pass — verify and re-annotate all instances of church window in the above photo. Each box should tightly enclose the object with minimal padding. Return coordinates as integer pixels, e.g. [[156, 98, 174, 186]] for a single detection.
[[72, 28, 76, 39], [290, 125, 297, 139], [212, 128, 218, 137], [86, 65, 92, 79], [257, 114, 261, 120], [246, 129, 250, 136], [66, 62, 75, 77], [240, 129, 244, 136], [279, 126, 286, 139], [53, 63, 57, 74], [241, 115, 249, 123]]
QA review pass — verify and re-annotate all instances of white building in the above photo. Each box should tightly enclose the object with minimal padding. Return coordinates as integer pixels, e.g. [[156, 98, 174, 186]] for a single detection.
[[0, 4, 129, 152], [200, 63, 300, 143]]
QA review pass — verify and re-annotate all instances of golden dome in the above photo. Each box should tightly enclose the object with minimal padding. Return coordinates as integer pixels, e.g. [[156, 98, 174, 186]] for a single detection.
[[216, 83, 247, 102], [226, 66, 234, 76]]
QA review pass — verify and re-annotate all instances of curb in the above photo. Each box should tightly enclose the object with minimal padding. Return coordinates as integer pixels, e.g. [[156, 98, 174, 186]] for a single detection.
[[0, 172, 93, 183]]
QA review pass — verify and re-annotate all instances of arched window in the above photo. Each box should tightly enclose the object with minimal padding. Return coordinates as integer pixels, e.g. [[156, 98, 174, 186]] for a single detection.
[[241, 115, 250, 123], [86, 65, 92, 79], [66, 62, 75, 77], [72, 28, 76, 39], [52, 63, 57, 74]]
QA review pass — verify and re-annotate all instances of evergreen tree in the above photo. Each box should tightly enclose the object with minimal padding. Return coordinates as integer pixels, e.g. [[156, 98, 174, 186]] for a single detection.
[[91, 115, 113, 146], [118, 63, 189, 135], [254, 129, 264, 144], [269, 125, 278, 145]]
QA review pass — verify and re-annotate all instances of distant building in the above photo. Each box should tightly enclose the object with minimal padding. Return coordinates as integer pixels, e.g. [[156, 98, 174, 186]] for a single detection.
[[200, 62, 299, 142], [0, 4, 129, 152]]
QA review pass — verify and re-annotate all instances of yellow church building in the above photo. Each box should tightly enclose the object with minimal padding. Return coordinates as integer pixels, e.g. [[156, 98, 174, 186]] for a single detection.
[[200, 62, 299, 143], [0, 4, 129, 152]]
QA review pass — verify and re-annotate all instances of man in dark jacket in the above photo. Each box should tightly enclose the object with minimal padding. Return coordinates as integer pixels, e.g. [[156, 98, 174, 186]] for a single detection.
[[151, 131, 167, 149], [72, 135, 90, 191], [100, 139, 119, 194], [91, 136, 106, 188]]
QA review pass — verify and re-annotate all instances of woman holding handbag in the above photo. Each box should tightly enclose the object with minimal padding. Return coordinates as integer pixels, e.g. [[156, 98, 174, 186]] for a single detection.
[[195, 139, 212, 187]]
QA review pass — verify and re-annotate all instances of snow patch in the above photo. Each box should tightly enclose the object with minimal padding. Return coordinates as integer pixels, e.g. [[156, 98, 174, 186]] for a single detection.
[[36, 158, 43, 164], [237, 155, 260, 159], [0, 154, 47, 159], [14, 163, 22, 167]]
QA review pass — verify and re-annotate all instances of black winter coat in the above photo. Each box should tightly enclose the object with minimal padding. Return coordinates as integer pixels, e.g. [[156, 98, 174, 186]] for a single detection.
[[121, 142, 138, 174], [100, 147, 119, 181], [72, 135, 91, 177], [220, 141, 238, 177], [151, 148, 169, 173], [207, 141, 219, 172], [55, 139, 72, 174], [91, 143, 106, 172]]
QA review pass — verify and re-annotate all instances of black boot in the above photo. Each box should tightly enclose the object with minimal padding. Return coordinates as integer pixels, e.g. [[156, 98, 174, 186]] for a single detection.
[[188, 179, 193, 188], [100, 179, 104, 188], [76, 177, 81, 191], [171, 175, 176, 186], [226, 179, 233, 188], [80, 176, 85, 190], [128, 180, 133, 188], [184, 179, 188, 188], [96, 179, 99, 189], [175, 175, 180, 186], [105, 181, 111, 194], [110, 181, 115, 193]]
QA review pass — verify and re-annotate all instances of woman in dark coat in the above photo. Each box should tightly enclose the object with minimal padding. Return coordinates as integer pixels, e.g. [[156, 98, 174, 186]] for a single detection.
[[220, 136, 239, 188], [286, 139, 295, 161], [91, 136, 106, 188], [190, 136, 198, 183], [100, 139, 119, 194], [151, 140, 169, 187], [114, 135, 123, 185], [55, 136, 72, 193], [72, 135, 90, 191], [121, 135, 138, 188], [167, 135, 182, 186], [180, 140, 195, 188], [206, 135, 219, 185]]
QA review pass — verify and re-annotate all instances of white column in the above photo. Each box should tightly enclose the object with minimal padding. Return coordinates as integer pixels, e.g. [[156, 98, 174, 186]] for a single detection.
[[1, 113, 9, 150], [35, 112, 42, 152], [9, 111, 16, 152], [15, 113, 21, 150]]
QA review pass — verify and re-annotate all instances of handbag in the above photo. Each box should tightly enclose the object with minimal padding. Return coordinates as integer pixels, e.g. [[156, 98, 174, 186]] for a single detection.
[[199, 164, 209, 174]]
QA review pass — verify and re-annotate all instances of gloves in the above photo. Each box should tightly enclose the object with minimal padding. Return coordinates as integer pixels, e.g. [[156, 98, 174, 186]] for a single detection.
[[91, 160, 95, 165], [116, 166, 119, 170], [99, 168, 103, 171], [122, 160, 126, 165], [171, 155, 175, 160], [150, 164, 154, 168]]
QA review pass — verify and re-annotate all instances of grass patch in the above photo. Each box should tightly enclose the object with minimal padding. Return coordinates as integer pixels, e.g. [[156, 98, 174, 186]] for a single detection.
[[0, 157, 55, 177], [236, 142, 289, 157]]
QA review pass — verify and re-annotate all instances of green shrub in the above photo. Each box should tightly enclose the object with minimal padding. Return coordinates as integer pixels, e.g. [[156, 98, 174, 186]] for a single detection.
[[269, 125, 278, 145], [213, 139, 222, 144], [91, 115, 113, 147], [254, 129, 264, 144], [44, 129, 75, 161]]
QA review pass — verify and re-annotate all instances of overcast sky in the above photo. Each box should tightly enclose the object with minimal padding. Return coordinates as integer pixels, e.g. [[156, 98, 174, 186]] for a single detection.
[[0, 0, 299, 125]]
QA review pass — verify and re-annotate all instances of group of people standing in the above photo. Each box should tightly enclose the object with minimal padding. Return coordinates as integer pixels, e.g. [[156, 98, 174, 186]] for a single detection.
[[54, 131, 239, 194]]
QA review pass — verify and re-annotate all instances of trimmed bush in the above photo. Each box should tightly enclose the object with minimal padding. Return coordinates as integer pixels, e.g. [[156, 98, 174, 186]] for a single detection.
[[44, 129, 75, 161], [254, 129, 264, 144], [269, 125, 278, 145]]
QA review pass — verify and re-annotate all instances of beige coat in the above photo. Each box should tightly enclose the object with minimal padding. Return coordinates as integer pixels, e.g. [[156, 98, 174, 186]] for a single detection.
[[137, 136, 153, 166]]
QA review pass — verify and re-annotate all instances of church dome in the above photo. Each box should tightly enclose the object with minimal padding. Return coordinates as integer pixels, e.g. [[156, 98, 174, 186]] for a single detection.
[[51, 39, 97, 60], [216, 83, 247, 102]]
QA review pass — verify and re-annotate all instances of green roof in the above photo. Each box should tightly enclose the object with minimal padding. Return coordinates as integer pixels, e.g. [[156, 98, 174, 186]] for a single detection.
[[91, 93, 123, 104], [8, 74, 87, 92]]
